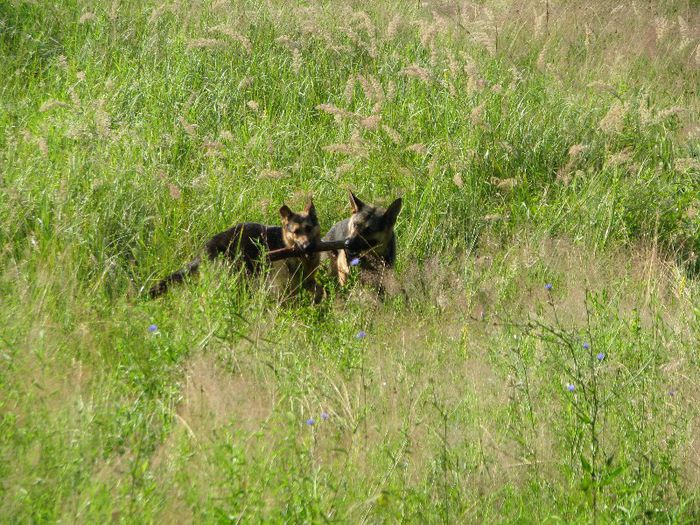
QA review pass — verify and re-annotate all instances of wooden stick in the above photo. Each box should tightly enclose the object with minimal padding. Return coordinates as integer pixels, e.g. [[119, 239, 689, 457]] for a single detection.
[[267, 239, 348, 262]]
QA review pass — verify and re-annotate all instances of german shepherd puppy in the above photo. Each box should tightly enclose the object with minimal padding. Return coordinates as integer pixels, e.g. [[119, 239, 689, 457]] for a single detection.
[[149, 201, 322, 300], [323, 191, 402, 289]]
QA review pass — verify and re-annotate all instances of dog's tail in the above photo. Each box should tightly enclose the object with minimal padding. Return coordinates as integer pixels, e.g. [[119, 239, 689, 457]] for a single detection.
[[149, 256, 201, 298]]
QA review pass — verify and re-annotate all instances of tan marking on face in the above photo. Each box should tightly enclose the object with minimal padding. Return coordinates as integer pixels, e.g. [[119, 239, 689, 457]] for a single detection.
[[348, 214, 359, 237], [281, 210, 321, 249]]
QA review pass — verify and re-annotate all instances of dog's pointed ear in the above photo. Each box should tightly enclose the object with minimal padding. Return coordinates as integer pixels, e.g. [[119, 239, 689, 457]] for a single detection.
[[304, 198, 317, 219], [383, 198, 403, 228], [349, 190, 365, 214], [279, 204, 293, 220]]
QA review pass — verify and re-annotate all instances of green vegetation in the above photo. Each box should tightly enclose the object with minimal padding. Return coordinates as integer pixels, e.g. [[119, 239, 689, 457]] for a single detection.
[[1, 0, 699, 522]]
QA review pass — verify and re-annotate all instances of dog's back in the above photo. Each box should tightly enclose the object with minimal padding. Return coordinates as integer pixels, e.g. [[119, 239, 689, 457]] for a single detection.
[[205, 222, 284, 272], [149, 223, 284, 298], [323, 218, 351, 245], [149, 201, 321, 299]]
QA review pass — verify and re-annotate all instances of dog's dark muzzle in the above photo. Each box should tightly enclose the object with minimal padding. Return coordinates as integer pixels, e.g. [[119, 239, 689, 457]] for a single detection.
[[297, 240, 317, 255], [344, 236, 374, 258]]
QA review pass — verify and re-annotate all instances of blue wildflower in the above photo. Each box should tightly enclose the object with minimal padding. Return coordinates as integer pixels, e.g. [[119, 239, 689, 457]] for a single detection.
[[596, 352, 605, 361], [350, 257, 360, 266], [321, 412, 329, 421], [148, 324, 158, 333], [356, 330, 366, 339], [583, 342, 590, 350], [306, 418, 315, 426], [567, 384, 575, 392], [545, 283, 553, 291]]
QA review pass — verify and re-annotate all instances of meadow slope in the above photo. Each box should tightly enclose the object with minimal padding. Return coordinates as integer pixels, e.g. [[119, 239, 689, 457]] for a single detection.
[[1, 0, 700, 522]]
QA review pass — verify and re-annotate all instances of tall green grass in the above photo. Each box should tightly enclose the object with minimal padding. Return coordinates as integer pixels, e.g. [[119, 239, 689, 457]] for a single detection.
[[1, 0, 699, 522]]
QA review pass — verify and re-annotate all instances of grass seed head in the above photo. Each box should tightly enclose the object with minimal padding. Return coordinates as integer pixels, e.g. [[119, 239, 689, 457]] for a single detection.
[[470, 102, 485, 125], [343, 75, 356, 104], [386, 14, 401, 41], [259, 169, 286, 179], [79, 12, 96, 24], [407, 143, 427, 154], [534, 12, 546, 39], [210, 26, 252, 54], [203, 141, 223, 157], [168, 184, 181, 199], [401, 64, 431, 83], [386, 80, 396, 101], [94, 100, 111, 138], [292, 48, 302, 74], [654, 16, 670, 43], [382, 124, 402, 144], [276, 35, 300, 50], [335, 162, 354, 177], [674, 158, 700, 173], [568, 144, 586, 157], [39, 100, 68, 112], [187, 38, 225, 50], [316, 104, 357, 121], [178, 116, 198, 138], [599, 101, 629, 134], [37, 137, 48, 157], [237, 76, 253, 90], [68, 86, 81, 107], [606, 147, 634, 167], [323, 143, 368, 158], [360, 115, 381, 130]]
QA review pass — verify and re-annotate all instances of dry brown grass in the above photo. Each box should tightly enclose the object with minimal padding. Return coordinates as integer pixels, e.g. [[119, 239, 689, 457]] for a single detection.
[[151, 352, 277, 520], [178, 354, 274, 437]]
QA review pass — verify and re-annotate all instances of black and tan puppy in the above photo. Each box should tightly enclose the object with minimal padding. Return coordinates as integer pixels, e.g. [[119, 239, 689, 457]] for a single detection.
[[323, 191, 402, 290], [149, 200, 322, 300]]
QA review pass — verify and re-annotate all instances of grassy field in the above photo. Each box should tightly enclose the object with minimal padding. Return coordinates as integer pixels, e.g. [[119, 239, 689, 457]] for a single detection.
[[2, 0, 700, 522]]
